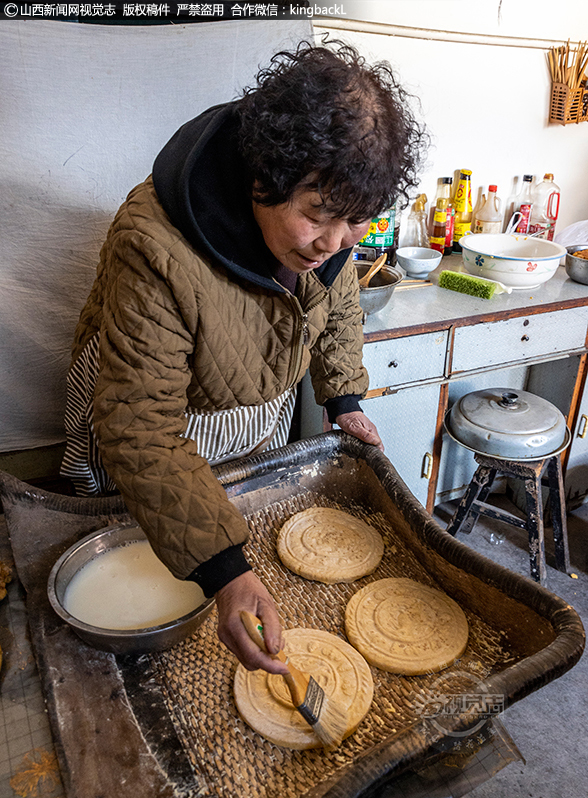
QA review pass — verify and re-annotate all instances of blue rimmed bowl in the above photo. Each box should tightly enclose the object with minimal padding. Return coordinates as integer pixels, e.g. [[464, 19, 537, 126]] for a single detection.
[[460, 233, 566, 289]]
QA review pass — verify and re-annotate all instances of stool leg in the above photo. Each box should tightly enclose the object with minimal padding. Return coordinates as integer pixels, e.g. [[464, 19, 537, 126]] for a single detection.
[[446, 466, 496, 537], [524, 475, 546, 584], [546, 456, 571, 574]]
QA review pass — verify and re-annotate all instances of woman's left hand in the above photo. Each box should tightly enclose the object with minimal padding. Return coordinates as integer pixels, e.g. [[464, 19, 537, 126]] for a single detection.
[[335, 411, 384, 451]]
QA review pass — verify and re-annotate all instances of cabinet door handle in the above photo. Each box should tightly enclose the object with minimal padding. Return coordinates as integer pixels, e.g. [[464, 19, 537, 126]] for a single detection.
[[388, 360, 399, 368], [422, 452, 433, 479], [578, 414, 588, 439], [521, 335, 529, 342]]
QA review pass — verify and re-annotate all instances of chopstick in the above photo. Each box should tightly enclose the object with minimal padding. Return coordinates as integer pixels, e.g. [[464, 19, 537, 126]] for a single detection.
[[548, 40, 588, 90], [396, 281, 433, 290]]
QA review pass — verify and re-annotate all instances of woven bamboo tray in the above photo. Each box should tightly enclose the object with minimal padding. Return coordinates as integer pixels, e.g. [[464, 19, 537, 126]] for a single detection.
[[0, 432, 584, 798]]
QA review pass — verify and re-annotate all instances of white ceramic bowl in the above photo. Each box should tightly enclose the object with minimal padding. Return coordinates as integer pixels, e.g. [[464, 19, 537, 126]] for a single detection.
[[396, 246, 443, 278], [460, 234, 566, 289]]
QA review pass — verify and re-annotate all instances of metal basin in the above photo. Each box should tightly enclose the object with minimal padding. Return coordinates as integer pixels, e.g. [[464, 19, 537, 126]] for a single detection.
[[47, 522, 214, 654], [357, 263, 403, 316], [565, 243, 588, 285]]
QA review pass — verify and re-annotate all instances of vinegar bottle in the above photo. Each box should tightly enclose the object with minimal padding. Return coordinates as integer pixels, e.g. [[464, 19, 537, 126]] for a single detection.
[[452, 169, 473, 252], [430, 198, 449, 253], [473, 185, 502, 234], [528, 174, 561, 241], [428, 177, 453, 234]]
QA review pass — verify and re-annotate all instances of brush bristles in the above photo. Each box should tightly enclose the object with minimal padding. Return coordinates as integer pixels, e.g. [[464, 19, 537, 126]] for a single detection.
[[295, 676, 348, 751], [309, 693, 348, 751]]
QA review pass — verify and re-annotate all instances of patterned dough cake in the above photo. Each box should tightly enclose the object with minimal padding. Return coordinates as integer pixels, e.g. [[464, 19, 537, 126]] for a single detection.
[[345, 578, 469, 675], [234, 627, 374, 749], [277, 507, 384, 584]]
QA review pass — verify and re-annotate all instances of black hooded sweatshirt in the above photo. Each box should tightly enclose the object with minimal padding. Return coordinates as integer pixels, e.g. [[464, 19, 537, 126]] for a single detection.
[[152, 101, 352, 294]]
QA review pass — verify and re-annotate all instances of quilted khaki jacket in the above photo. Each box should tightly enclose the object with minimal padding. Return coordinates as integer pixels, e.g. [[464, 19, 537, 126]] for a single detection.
[[72, 177, 368, 580]]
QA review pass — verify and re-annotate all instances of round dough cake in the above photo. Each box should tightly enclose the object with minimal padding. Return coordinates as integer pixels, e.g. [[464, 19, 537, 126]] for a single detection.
[[345, 578, 469, 675], [277, 507, 384, 583], [234, 627, 374, 749]]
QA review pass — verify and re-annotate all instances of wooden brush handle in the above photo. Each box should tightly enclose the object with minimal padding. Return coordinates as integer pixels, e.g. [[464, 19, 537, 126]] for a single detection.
[[240, 611, 309, 706]]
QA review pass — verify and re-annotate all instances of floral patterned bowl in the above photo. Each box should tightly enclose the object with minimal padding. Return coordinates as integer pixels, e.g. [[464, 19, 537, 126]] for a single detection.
[[459, 233, 566, 289]]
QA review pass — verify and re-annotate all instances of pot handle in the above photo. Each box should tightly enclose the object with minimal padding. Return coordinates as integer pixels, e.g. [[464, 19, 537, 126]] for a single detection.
[[499, 392, 519, 407]]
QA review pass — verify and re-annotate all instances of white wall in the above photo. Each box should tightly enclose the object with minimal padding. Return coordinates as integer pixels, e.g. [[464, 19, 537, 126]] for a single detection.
[[317, 0, 588, 232], [0, 19, 312, 451]]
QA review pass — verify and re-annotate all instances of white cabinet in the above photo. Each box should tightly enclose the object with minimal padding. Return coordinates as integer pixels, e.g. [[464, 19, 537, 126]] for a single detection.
[[362, 331, 448, 390], [362, 383, 441, 507], [526, 354, 588, 509], [451, 307, 588, 374], [567, 390, 588, 509]]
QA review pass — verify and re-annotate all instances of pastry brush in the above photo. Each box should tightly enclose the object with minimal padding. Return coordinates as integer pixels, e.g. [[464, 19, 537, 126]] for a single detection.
[[240, 611, 347, 751]]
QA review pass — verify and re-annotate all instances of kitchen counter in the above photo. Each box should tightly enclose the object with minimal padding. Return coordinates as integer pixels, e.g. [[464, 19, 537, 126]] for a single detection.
[[302, 256, 588, 512], [363, 255, 588, 340]]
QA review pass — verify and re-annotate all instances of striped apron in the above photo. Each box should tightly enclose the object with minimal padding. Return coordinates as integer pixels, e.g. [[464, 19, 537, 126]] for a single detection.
[[61, 333, 297, 496]]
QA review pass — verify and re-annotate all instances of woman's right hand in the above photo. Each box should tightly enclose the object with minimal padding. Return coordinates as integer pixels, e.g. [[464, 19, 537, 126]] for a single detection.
[[215, 570, 289, 675]]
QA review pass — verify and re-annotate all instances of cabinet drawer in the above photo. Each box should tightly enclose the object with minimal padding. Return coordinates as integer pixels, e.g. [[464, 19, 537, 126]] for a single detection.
[[363, 330, 448, 391], [451, 307, 588, 374]]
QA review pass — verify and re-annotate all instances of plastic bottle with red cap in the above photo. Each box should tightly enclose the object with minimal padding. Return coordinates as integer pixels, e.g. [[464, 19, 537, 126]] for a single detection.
[[473, 185, 503, 234], [528, 173, 560, 240]]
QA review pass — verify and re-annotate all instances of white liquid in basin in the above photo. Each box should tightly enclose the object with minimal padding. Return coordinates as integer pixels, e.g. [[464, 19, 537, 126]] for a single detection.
[[64, 540, 205, 630]]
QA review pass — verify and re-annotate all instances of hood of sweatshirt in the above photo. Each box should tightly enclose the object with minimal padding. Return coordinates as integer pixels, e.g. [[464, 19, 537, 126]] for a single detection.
[[152, 101, 351, 293]]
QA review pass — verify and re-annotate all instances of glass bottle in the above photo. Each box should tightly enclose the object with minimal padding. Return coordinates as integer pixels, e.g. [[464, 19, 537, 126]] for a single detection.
[[430, 198, 449, 253], [452, 170, 473, 252], [402, 194, 430, 248], [514, 175, 534, 234]]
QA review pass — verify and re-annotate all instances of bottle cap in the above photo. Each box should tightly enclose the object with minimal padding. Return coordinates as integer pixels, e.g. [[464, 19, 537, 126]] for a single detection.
[[442, 177, 453, 184], [489, 185, 498, 192], [460, 169, 472, 176], [544, 173, 554, 180], [523, 174, 533, 181]]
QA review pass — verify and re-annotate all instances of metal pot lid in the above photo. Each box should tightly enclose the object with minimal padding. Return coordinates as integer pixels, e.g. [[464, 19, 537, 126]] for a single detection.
[[447, 388, 569, 459], [458, 389, 562, 434]]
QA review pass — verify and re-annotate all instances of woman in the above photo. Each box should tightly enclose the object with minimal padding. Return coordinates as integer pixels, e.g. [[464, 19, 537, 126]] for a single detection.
[[61, 41, 426, 675]]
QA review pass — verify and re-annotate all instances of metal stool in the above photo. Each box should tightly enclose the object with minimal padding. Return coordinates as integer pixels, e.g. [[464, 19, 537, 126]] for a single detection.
[[445, 451, 571, 584]]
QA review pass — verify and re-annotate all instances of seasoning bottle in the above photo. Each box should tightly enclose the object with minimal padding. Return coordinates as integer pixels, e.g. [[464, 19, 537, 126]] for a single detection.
[[430, 198, 449, 253], [513, 175, 534, 234], [357, 203, 398, 264], [528, 174, 561, 240], [403, 194, 430, 248], [444, 195, 455, 256], [452, 170, 473, 252], [428, 178, 452, 232], [473, 185, 503, 234]]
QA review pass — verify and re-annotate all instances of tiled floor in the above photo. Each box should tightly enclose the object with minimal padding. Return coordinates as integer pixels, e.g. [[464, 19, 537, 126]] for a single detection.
[[0, 520, 64, 798]]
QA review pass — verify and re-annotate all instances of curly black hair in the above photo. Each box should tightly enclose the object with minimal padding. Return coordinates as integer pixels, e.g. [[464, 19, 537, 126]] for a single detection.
[[238, 40, 428, 222]]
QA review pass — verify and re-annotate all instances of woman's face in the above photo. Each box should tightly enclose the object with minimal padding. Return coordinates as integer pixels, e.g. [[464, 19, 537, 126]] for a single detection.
[[253, 189, 371, 274]]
